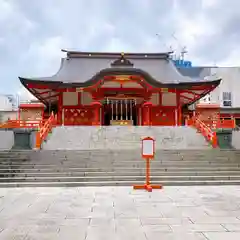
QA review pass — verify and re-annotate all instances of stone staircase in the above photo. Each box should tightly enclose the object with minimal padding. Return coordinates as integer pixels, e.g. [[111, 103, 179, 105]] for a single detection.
[[43, 126, 210, 150], [0, 149, 240, 187], [0, 126, 238, 187]]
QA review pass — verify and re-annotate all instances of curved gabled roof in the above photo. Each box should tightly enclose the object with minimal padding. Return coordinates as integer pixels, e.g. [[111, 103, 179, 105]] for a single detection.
[[19, 67, 221, 89], [19, 51, 222, 107], [19, 51, 221, 85]]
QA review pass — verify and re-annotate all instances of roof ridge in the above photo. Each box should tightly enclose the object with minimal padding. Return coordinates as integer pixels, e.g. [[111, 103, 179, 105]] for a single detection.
[[61, 49, 171, 59]]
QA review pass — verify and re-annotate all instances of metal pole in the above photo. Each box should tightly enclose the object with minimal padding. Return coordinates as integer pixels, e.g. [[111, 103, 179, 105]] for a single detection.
[[116, 100, 118, 120], [120, 99, 123, 120], [111, 100, 114, 120], [125, 99, 128, 120], [130, 99, 133, 120]]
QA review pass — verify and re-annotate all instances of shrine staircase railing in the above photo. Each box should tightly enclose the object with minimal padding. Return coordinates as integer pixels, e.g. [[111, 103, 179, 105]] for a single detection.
[[0, 119, 43, 129], [193, 117, 218, 148], [186, 117, 236, 148], [216, 119, 236, 129], [35, 112, 56, 149]]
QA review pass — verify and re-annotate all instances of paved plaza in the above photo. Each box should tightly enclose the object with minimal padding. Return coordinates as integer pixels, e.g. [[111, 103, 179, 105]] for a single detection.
[[0, 186, 240, 239]]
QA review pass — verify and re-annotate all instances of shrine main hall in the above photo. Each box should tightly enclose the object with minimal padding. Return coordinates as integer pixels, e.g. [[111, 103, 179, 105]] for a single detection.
[[19, 50, 221, 126]]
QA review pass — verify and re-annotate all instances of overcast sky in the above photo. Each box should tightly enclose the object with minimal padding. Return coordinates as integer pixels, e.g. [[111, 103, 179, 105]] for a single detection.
[[0, 0, 240, 99]]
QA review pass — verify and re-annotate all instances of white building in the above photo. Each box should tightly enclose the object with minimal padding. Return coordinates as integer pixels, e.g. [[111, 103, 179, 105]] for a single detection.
[[199, 67, 240, 109], [0, 94, 18, 123]]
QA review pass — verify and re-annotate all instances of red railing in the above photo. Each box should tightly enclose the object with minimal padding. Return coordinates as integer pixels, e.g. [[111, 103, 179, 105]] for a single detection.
[[194, 118, 218, 148], [186, 118, 236, 129], [217, 119, 236, 129], [35, 112, 56, 149], [0, 120, 43, 129]]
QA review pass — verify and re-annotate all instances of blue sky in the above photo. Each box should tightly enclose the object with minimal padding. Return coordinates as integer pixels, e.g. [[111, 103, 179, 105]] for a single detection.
[[0, 0, 240, 99]]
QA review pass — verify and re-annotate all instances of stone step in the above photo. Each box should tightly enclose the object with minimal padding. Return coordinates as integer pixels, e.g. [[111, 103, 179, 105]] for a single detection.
[[1, 153, 236, 157], [7, 171, 240, 177], [0, 159, 240, 167], [0, 158, 240, 166], [1, 158, 240, 164], [1, 166, 240, 173], [2, 158, 240, 163], [1, 175, 240, 183], [1, 152, 240, 160], [1, 163, 240, 170], [0, 159, 240, 166], [0, 180, 240, 188], [1, 149, 240, 153], [1, 153, 239, 160]]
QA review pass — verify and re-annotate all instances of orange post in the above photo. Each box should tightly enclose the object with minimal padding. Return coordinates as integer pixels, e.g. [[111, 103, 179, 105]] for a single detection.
[[133, 137, 162, 192], [146, 157, 150, 185], [212, 132, 218, 148], [35, 132, 41, 149], [133, 157, 162, 192]]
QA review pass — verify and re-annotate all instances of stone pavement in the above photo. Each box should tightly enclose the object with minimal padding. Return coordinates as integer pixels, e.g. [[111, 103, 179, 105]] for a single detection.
[[0, 186, 240, 239]]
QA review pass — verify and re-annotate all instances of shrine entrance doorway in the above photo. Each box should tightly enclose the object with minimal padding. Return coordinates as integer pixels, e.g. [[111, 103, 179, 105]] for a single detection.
[[103, 98, 137, 126]]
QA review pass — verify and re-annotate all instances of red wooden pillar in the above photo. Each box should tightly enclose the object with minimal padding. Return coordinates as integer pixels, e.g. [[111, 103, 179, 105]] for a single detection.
[[176, 91, 182, 126], [142, 102, 152, 126], [58, 92, 63, 125], [91, 101, 102, 126]]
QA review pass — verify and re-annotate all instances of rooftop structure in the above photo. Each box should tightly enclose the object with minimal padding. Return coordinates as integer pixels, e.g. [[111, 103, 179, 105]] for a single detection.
[[19, 50, 221, 126]]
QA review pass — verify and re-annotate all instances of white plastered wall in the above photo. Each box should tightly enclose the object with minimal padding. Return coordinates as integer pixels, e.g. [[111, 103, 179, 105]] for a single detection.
[[63, 92, 78, 106], [162, 92, 177, 106]]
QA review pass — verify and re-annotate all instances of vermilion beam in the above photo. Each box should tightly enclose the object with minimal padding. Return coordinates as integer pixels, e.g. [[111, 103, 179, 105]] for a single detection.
[[179, 89, 202, 97], [180, 94, 194, 101], [42, 93, 60, 100], [27, 84, 52, 89], [100, 88, 145, 92], [36, 90, 51, 95]]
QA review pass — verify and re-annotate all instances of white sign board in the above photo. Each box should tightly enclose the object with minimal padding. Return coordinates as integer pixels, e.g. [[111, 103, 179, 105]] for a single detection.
[[142, 139, 154, 156]]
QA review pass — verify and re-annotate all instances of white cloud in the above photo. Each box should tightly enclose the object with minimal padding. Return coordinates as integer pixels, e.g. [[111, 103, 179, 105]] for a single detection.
[[20, 36, 67, 76], [202, 0, 219, 8], [0, 0, 14, 22], [104, 37, 131, 52], [0, 0, 240, 100], [218, 49, 240, 66], [17, 87, 36, 101]]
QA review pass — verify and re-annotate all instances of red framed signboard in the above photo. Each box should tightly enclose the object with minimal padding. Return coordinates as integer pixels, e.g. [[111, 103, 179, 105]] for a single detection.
[[134, 136, 161, 192], [141, 136, 155, 159]]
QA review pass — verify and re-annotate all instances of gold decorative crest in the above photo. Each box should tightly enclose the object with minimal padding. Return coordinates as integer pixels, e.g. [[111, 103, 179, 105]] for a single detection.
[[76, 88, 83, 92], [115, 75, 130, 81], [161, 88, 168, 92]]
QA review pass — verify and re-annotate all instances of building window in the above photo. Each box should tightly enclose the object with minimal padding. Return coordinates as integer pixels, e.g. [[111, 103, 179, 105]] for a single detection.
[[222, 92, 232, 107]]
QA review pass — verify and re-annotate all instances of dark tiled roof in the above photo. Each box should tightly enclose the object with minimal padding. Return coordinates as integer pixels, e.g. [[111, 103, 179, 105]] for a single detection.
[[19, 51, 221, 86]]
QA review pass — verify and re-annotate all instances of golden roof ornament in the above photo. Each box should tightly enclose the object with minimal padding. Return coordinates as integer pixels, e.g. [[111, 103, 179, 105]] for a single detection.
[[111, 53, 133, 67]]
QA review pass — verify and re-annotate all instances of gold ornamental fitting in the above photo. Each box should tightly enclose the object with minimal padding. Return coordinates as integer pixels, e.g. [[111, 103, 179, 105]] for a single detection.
[[161, 88, 168, 92], [76, 87, 83, 92], [115, 75, 130, 81]]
